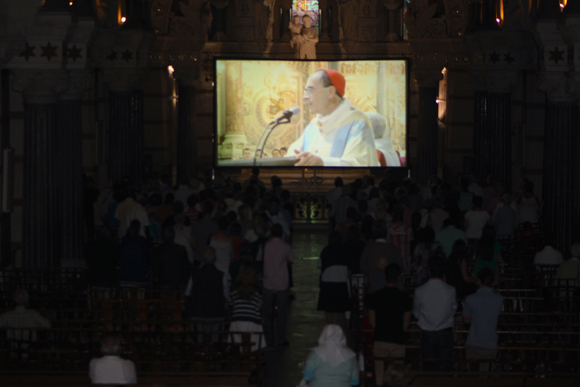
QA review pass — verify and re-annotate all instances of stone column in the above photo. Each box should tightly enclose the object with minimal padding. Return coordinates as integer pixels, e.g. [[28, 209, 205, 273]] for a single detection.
[[329, 0, 341, 41], [13, 70, 68, 269], [473, 90, 512, 190], [414, 69, 442, 185], [1, 70, 11, 269], [174, 69, 199, 183], [221, 61, 247, 160], [472, 90, 488, 180], [539, 73, 579, 251], [104, 71, 145, 185], [55, 72, 89, 261], [280, 0, 292, 42], [314, 0, 328, 42], [471, 69, 516, 191]]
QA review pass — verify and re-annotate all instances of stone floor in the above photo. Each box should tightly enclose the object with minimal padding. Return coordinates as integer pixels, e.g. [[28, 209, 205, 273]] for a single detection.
[[263, 226, 329, 387]]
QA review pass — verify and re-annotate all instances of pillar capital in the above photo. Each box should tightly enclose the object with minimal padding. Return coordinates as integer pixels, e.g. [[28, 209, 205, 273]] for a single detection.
[[471, 68, 518, 93], [413, 67, 443, 88], [172, 63, 203, 87], [12, 69, 69, 104], [537, 72, 580, 104], [61, 70, 93, 100], [102, 68, 147, 92]]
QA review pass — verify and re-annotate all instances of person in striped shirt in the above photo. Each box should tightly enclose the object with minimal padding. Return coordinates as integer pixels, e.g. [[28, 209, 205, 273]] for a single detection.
[[229, 263, 266, 351]]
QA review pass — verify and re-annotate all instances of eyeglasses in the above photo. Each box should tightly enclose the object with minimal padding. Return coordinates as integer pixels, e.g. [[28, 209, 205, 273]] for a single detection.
[[303, 86, 329, 96]]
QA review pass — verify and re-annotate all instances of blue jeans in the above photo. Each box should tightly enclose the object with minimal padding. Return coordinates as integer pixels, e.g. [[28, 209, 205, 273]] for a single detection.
[[262, 288, 290, 346], [420, 328, 454, 371]]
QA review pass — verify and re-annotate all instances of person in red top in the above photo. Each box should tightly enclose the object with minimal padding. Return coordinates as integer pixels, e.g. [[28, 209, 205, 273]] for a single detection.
[[257, 224, 296, 347]]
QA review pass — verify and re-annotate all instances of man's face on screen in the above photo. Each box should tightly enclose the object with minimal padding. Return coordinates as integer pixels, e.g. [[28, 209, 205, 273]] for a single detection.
[[243, 149, 251, 159], [304, 73, 331, 116]]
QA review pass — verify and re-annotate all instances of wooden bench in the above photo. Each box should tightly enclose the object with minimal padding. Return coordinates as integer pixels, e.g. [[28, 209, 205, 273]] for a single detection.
[[0, 371, 254, 386]]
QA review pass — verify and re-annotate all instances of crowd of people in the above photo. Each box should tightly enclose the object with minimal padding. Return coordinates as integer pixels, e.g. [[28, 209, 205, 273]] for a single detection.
[[3, 169, 578, 386]]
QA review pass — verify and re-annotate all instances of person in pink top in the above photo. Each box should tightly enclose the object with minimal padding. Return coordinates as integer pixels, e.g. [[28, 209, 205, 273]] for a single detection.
[[257, 224, 296, 347]]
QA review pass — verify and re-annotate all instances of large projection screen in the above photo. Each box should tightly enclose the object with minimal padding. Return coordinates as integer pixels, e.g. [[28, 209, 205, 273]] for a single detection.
[[215, 59, 408, 168]]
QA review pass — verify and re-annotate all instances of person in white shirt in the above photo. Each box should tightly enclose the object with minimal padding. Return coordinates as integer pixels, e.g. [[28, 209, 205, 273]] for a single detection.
[[413, 255, 457, 371], [0, 290, 51, 329], [89, 335, 137, 385], [534, 233, 564, 266], [556, 243, 580, 281], [464, 196, 490, 240], [287, 69, 378, 167]]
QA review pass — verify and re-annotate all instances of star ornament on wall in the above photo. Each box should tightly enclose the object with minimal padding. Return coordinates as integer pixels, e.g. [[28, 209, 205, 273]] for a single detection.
[[549, 47, 565, 65], [40, 42, 58, 61], [121, 49, 133, 62], [107, 50, 118, 62], [504, 52, 514, 65], [19, 42, 36, 61], [489, 51, 500, 64], [67, 45, 83, 62]]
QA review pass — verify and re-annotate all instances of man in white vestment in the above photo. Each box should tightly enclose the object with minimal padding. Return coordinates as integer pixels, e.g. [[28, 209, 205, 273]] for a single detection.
[[288, 69, 378, 167]]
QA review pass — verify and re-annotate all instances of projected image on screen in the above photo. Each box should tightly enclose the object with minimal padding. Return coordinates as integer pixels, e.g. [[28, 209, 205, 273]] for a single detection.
[[215, 59, 407, 168]]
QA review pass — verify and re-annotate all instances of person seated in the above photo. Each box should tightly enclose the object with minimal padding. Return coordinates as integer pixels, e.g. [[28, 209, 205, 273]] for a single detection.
[[0, 290, 51, 329], [534, 232, 563, 266], [89, 335, 137, 385], [556, 243, 580, 283], [300, 325, 359, 387], [383, 362, 415, 387]]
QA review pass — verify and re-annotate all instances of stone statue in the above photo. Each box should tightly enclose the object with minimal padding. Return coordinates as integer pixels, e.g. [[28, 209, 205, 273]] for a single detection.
[[299, 15, 318, 59], [289, 14, 303, 57], [289, 15, 318, 59]]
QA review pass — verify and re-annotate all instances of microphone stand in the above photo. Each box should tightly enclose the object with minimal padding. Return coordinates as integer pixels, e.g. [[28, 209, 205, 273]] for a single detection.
[[253, 118, 290, 167]]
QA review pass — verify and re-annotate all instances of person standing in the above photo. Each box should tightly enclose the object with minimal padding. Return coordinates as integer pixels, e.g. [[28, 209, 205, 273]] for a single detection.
[[365, 264, 411, 386], [413, 256, 457, 371], [462, 268, 503, 371], [257, 224, 296, 347], [317, 231, 351, 325]]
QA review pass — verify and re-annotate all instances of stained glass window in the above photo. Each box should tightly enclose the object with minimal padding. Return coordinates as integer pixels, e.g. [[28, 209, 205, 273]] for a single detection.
[[291, 0, 320, 33], [402, 0, 411, 40]]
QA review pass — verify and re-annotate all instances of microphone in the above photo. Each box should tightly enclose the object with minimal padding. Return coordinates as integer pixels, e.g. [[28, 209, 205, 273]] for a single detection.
[[254, 107, 300, 166], [269, 107, 300, 125]]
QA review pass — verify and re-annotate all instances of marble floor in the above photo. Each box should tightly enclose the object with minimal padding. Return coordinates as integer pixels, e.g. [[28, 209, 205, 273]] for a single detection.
[[263, 226, 330, 387]]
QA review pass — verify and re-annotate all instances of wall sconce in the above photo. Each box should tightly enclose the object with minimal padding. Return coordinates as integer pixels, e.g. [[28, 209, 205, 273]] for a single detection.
[[560, 0, 567, 10]]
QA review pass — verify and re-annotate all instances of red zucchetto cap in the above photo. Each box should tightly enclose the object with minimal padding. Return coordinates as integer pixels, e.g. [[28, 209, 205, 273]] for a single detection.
[[323, 69, 345, 97]]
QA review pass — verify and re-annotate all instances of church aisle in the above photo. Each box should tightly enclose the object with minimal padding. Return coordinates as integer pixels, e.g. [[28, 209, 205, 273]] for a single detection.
[[263, 227, 328, 387]]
